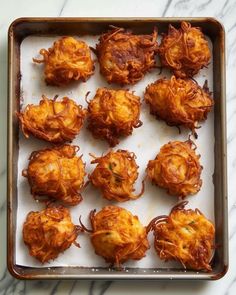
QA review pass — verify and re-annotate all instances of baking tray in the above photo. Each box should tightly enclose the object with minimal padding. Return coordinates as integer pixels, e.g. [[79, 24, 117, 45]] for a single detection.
[[7, 17, 228, 280]]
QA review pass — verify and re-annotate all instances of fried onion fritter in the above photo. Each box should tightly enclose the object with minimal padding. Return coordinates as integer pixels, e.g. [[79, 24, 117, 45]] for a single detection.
[[144, 76, 214, 133], [159, 22, 211, 78], [147, 140, 202, 198], [33, 36, 94, 86], [87, 88, 142, 146], [17, 95, 87, 143], [89, 149, 144, 202], [22, 145, 86, 206], [148, 201, 215, 271], [23, 206, 81, 263], [83, 206, 149, 266], [96, 27, 158, 85]]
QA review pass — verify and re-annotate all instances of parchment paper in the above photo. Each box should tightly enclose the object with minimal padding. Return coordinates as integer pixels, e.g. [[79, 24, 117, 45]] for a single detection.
[[16, 35, 214, 268]]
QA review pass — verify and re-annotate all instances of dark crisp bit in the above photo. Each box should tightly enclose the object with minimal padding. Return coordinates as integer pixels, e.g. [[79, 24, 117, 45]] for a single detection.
[[96, 27, 158, 85]]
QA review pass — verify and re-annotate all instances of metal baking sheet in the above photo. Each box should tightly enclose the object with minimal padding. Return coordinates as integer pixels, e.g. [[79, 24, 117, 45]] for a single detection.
[[7, 17, 228, 280]]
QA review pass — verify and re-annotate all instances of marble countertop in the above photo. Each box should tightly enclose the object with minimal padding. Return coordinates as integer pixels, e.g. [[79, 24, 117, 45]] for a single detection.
[[1, 0, 236, 294]]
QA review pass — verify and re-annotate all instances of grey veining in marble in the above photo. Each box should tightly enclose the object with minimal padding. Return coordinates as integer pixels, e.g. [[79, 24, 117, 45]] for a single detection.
[[1, 0, 236, 294]]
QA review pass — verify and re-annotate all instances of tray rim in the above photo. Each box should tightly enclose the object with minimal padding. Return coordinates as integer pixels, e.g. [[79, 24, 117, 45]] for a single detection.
[[7, 16, 228, 280]]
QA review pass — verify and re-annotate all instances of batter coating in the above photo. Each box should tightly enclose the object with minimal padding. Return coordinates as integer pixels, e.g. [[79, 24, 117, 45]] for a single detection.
[[147, 140, 202, 198], [159, 22, 211, 78], [17, 95, 87, 143], [23, 206, 81, 263], [89, 149, 144, 202], [22, 145, 86, 206], [144, 76, 214, 134], [81, 206, 149, 267], [148, 201, 215, 271], [87, 88, 142, 146], [33, 36, 94, 86]]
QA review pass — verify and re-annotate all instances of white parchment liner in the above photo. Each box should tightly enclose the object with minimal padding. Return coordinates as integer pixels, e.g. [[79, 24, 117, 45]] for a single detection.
[[16, 35, 214, 268]]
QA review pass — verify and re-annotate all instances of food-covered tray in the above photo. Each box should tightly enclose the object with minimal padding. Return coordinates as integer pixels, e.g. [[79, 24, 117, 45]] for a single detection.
[[7, 17, 228, 280]]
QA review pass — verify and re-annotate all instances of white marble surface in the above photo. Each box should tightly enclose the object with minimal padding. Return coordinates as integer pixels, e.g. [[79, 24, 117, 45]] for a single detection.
[[0, 0, 235, 294]]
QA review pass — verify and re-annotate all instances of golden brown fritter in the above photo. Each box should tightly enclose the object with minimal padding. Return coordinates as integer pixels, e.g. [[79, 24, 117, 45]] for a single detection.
[[22, 145, 86, 206], [96, 27, 158, 85], [148, 201, 215, 271], [83, 206, 149, 266], [147, 140, 202, 198], [23, 206, 81, 263], [33, 36, 94, 86], [144, 76, 214, 134], [87, 88, 142, 146], [159, 22, 211, 78], [89, 150, 144, 202], [17, 95, 87, 143]]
